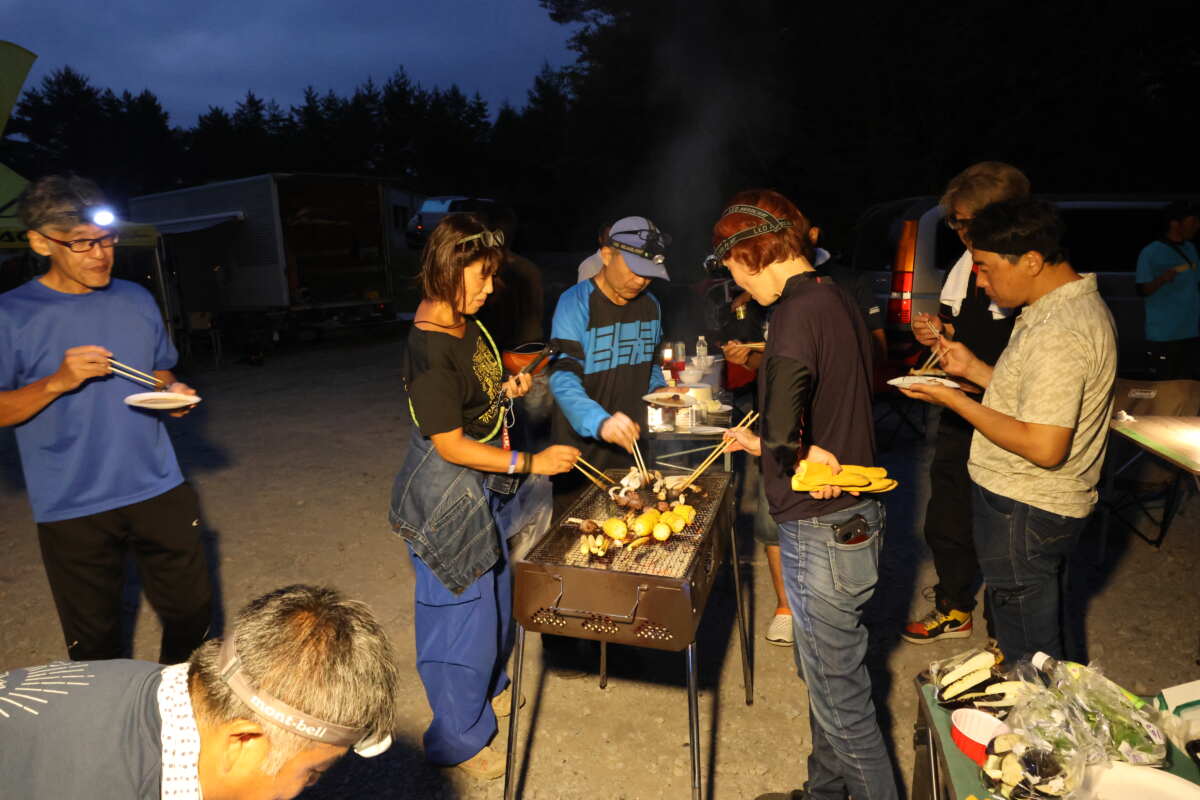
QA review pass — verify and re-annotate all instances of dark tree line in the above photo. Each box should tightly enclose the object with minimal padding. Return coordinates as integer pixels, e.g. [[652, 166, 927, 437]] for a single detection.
[[3, 1, 1199, 266]]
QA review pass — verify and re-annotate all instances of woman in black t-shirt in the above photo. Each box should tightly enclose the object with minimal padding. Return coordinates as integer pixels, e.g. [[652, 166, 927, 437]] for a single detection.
[[391, 213, 578, 780]]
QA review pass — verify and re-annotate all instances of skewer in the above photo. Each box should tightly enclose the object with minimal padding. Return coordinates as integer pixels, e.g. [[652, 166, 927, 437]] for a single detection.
[[572, 462, 609, 490], [108, 358, 162, 386], [680, 410, 758, 490], [108, 364, 164, 390], [575, 456, 616, 484]]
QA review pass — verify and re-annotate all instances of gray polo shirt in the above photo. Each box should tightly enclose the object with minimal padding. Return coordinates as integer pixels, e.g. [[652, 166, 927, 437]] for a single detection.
[[968, 273, 1117, 517], [0, 659, 164, 799]]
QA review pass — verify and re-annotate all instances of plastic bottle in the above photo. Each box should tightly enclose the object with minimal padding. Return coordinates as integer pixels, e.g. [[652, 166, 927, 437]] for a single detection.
[[696, 335, 708, 359]]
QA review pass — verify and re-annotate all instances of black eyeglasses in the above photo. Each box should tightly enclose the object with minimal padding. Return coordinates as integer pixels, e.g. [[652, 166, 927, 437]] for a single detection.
[[38, 231, 120, 253], [944, 215, 972, 231]]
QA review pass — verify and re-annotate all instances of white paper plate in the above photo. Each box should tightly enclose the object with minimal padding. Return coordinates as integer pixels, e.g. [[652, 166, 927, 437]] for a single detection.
[[687, 425, 728, 435], [887, 376, 960, 389], [124, 391, 202, 410], [643, 391, 697, 408]]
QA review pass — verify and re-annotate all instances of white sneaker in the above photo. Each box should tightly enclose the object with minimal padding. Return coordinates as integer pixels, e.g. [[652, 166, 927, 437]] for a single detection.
[[766, 613, 794, 646]]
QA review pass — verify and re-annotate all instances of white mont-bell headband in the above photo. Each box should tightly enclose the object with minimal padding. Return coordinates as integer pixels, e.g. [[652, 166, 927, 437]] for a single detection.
[[217, 636, 392, 757]]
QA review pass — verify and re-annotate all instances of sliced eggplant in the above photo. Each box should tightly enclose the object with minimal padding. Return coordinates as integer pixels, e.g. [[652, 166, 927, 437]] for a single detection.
[[935, 649, 998, 688]]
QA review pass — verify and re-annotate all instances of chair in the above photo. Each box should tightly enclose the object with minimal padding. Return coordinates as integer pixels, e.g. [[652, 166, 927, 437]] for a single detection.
[[184, 311, 223, 369], [1101, 379, 1200, 547]]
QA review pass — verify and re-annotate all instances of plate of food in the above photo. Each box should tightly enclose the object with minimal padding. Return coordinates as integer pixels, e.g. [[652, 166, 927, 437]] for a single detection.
[[887, 376, 960, 390], [643, 391, 697, 408], [124, 391, 202, 410]]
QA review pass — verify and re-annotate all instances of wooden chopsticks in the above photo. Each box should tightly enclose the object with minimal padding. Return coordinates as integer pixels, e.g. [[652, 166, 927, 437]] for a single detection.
[[680, 409, 759, 492], [573, 456, 615, 489], [742, 342, 766, 351], [913, 321, 943, 375], [108, 358, 165, 390], [631, 439, 650, 483]]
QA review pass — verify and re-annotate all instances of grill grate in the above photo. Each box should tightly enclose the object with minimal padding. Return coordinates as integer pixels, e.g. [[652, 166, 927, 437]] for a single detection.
[[526, 471, 731, 580]]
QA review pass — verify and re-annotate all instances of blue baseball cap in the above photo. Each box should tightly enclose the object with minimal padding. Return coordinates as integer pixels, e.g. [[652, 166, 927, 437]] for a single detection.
[[607, 216, 671, 281]]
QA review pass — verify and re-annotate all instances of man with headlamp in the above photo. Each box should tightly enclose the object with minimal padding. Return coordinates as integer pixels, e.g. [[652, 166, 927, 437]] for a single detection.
[[713, 190, 899, 800], [900, 199, 1116, 663], [0, 174, 209, 664], [548, 215, 670, 511], [0, 584, 402, 799]]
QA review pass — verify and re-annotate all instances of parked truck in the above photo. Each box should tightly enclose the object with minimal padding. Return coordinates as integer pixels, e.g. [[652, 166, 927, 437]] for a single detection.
[[130, 173, 424, 340]]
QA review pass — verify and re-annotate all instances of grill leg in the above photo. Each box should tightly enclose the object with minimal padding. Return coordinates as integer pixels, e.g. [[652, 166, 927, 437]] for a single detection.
[[503, 624, 527, 800], [599, 640, 608, 690], [728, 521, 754, 705], [686, 642, 702, 800]]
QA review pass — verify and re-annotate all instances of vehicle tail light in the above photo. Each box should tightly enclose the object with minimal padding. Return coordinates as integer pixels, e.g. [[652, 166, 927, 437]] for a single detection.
[[887, 219, 918, 327]]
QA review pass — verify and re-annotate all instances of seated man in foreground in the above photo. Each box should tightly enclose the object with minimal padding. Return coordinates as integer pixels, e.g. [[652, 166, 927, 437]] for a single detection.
[[0, 584, 401, 799], [901, 199, 1117, 663]]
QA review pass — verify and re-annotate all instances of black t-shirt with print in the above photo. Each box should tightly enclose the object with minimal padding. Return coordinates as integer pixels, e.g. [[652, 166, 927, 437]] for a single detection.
[[407, 319, 504, 441]]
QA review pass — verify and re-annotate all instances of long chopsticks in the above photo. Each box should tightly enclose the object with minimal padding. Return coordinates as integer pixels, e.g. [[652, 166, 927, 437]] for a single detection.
[[680, 409, 759, 492], [913, 321, 943, 375], [631, 439, 650, 483], [742, 342, 766, 351], [573, 462, 609, 490], [108, 358, 165, 390], [573, 456, 616, 489]]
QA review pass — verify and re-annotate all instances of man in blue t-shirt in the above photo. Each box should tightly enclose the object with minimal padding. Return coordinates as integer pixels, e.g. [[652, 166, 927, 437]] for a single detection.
[[1136, 200, 1200, 379], [0, 174, 210, 662]]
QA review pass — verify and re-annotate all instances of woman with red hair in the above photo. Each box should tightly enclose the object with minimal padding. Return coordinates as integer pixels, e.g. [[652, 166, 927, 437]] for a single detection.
[[716, 190, 898, 800]]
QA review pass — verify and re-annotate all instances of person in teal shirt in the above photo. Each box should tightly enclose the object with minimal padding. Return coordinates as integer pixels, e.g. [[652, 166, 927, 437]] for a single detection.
[[1136, 200, 1200, 379]]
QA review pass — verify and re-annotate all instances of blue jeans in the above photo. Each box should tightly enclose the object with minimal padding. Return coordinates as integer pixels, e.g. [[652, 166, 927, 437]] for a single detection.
[[778, 499, 898, 800], [971, 484, 1087, 663]]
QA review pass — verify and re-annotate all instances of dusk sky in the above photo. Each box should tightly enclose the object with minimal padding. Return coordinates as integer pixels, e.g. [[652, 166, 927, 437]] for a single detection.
[[3, 0, 580, 125]]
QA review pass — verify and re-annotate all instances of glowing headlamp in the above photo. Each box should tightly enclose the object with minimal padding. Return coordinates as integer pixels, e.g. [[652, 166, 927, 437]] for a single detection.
[[87, 206, 117, 227], [217, 636, 392, 757]]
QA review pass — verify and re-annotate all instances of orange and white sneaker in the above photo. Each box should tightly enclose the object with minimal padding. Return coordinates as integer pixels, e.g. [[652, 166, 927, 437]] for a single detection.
[[902, 606, 972, 644]]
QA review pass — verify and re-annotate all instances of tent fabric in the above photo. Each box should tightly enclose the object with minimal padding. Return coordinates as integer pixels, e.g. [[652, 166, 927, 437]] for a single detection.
[[149, 211, 244, 235]]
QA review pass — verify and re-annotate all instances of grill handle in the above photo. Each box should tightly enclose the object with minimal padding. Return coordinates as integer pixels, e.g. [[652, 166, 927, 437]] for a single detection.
[[546, 575, 649, 624]]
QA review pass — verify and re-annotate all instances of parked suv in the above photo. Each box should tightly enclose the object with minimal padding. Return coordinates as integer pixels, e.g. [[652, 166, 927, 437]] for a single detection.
[[405, 196, 495, 247], [851, 195, 1195, 377]]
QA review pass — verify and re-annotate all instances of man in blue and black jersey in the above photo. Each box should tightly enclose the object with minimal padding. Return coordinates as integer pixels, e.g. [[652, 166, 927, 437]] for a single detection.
[[547, 215, 670, 514]]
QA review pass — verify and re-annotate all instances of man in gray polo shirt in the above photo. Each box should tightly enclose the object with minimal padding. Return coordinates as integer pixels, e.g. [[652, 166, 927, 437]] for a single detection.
[[902, 199, 1116, 663], [0, 585, 401, 799]]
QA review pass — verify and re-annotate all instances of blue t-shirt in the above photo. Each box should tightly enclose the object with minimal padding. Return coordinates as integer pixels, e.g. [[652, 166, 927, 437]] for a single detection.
[[0, 278, 184, 522], [1135, 240, 1200, 341]]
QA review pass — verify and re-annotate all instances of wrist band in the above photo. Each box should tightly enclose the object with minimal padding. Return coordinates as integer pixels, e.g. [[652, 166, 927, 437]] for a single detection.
[[508, 450, 519, 475], [522, 452, 532, 474]]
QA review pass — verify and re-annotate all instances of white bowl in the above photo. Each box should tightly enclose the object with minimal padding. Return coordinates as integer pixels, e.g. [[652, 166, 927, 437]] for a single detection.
[[680, 368, 704, 384]]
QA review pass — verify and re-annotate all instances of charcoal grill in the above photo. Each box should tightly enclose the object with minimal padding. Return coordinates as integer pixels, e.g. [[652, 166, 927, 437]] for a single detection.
[[504, 469, 752, 800]]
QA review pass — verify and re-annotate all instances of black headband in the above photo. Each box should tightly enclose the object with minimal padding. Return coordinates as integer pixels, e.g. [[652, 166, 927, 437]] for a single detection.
[[457, 228, 505, 248], [968, 229, 1061, 260], [711, 204, 794, 261]]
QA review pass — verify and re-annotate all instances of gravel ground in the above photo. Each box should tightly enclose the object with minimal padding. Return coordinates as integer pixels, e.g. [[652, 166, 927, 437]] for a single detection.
[[1, 329, 1196, 799]]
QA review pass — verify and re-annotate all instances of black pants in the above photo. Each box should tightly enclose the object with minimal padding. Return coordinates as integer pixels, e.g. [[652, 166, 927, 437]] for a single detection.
[[923, 419, 980, 612], [36, 483, 212, 663]]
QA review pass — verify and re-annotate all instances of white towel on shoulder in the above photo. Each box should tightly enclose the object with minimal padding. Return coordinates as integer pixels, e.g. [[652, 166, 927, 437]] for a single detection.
[[940, 250, 1012, 320]]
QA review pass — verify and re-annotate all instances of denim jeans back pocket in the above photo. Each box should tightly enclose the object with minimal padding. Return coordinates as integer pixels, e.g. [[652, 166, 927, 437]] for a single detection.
[[1025, 505, 1086, 559], [825, 530, 882, 596]]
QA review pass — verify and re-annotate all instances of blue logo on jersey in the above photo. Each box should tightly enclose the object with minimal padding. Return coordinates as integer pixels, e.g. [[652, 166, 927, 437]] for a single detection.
[[586, 320, 660, 373]]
